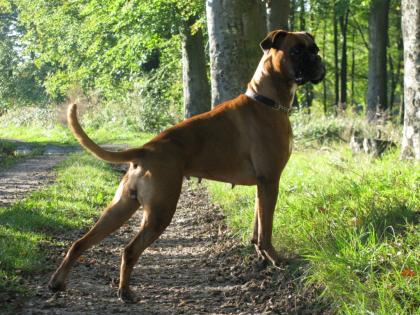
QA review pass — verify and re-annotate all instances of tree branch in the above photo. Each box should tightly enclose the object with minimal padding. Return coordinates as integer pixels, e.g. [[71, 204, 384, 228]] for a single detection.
[[350, 19, 369, 50]]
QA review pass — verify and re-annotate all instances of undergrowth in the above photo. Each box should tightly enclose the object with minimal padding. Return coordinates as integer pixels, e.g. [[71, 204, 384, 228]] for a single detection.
[[0, 140, 18, 168], [207, 147, 419, 314], [0, 104, 151, 146], [0, 101, 415, 314]]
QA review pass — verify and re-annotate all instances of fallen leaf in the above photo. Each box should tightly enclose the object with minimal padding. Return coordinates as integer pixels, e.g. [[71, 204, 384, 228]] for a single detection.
[[318, 207, 327, 213], [401, 268, 415, 277]]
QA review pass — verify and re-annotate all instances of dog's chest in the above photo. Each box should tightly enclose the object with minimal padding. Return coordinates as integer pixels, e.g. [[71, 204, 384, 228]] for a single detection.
[[288, 131, 294, 154]]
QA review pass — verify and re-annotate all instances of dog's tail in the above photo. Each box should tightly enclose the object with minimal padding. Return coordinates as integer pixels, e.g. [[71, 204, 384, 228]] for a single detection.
[[67, 103, 140, 163]]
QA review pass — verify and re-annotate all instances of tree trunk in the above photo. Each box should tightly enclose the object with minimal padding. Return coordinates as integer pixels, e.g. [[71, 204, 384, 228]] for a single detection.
[[400, 0, 420, 160], [266, 0, 290, 31], [366, 0, 390, 121], [299, 0, 305, 30], [298, 0, 311, 113], [206, 0, 267, 107], [394, 36, 403, 113], [390, 4, 404, 114], [388, 52, 395, 112], [351, 30, 355, 108], [181, 19, 211, 118], [333, 4, 339, 113], [338, 8, 349, 110], [290, 0, 298, 31], [322, 18, 327, 114]]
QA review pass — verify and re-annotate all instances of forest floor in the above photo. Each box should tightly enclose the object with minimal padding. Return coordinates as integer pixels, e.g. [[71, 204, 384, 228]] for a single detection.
[[1, 142, 330, 315]]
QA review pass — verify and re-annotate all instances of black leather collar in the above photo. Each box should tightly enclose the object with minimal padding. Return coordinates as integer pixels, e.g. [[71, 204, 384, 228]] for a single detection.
[[245, 89, 291, 113]]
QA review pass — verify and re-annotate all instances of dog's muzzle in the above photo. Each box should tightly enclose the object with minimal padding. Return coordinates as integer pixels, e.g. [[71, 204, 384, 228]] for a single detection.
[[294, 55, 326, 85]]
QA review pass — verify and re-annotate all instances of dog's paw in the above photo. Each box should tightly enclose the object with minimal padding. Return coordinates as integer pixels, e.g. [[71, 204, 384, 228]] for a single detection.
[[48, 279, 66, 292], [118, 288, 137, 304]]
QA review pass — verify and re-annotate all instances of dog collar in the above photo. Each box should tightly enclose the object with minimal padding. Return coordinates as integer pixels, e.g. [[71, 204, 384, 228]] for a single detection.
[[245, 89, 291, 113]]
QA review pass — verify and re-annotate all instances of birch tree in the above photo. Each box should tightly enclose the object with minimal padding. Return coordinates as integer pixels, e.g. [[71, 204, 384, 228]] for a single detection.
[[400, 0, 420, 159]]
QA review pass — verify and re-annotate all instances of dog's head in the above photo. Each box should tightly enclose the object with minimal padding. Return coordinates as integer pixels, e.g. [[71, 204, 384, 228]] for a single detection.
[[260, 30, 326, 85]]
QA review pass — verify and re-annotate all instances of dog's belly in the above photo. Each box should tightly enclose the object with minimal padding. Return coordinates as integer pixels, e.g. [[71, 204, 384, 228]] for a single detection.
[[185, 157, 257, 186], [188, 171, 257, 186]]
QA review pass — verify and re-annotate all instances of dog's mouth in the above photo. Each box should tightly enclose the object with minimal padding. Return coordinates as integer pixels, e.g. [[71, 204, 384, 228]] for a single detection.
[[294, 70, 306, 85], [294, 62, 326, 86]]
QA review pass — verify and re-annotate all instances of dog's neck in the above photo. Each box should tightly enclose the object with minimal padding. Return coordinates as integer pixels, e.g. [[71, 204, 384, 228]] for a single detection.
[[247, 54, 297, 109]]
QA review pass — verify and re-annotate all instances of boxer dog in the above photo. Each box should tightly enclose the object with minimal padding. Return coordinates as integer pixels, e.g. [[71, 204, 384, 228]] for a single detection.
[[49, 30, 325, 302]]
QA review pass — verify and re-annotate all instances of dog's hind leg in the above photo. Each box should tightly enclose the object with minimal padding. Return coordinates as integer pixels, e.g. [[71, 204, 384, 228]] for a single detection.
[[117, 173, 183, 303], [48, 184, 140, 292]]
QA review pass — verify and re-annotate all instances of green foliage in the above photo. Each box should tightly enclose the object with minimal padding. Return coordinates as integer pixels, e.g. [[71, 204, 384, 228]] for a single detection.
[[207, 146, 419, 314], [0, 140, 18, 168], [299, 0, 403, 113], [291, 112, 349, 144], [0, 0, 404, 120], [0, 2, 48, 108], [0, 153, 120, 295], [0, 100, 156, 145], [12, 0, 203, 102]]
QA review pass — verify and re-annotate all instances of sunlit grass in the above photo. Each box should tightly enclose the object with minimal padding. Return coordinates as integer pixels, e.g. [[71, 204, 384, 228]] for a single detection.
[[207, 146, 419, 314], [0, 123, 151, 147], [0, 104, 153, 146]]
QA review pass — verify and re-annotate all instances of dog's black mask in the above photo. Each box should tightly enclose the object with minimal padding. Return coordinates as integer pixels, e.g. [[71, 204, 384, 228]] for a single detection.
[[290, 43, 326, 85]]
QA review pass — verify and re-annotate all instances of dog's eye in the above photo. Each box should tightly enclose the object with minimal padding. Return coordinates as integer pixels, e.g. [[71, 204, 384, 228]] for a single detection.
[[290, 48, 300, 56], [132, 163, 138, 169], [290, 44, 304, 56]]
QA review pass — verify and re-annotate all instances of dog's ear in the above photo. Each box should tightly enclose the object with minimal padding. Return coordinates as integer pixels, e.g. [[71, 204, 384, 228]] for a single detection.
[[260, 30, 288, 53], [305, 32, 315, 40]]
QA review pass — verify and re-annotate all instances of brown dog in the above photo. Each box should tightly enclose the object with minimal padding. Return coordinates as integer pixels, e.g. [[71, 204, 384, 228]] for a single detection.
[[48, 30, 325, 302]]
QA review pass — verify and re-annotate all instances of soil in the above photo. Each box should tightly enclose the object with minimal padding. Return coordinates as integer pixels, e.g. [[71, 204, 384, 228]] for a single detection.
[[1, 144, 332, 315], [0, 154, 69, 207]]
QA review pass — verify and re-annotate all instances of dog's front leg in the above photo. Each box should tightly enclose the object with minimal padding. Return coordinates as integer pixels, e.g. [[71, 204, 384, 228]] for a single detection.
[[251, 194, 267, 261], [255, 178, 281, 267]]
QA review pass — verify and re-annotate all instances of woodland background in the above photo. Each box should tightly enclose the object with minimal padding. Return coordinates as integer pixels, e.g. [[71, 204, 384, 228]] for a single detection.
[[0, 1, 408, 121], [0, 1, 419, 314]]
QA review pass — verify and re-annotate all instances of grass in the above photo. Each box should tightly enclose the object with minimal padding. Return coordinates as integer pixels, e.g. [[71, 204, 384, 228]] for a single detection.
[[0, 121, 151, 147], [0, 140, 46, 169], [207, 146, 419, 314], [0, 105, 152, 146], [0, 140, 19, 169], [0, 104, 418, 313], [0, 153, 121, 296]]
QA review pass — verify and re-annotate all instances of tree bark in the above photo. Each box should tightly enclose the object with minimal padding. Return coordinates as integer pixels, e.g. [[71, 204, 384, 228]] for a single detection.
[[289, 0, 296, 31], [181, 18, 211, 118], [333, 4, 339, 113], [351, 30, 355, 108], [389, 4, 403, 114], [366, 0, 390, 121], [206, 0, 267, 107], [266, 0, 290, 31], [338, 8, 349, 110], [400, 0, 420, 160], [322, 18, 327, 114], [299, 0, 305, 30], [388, 52, 395, 112]]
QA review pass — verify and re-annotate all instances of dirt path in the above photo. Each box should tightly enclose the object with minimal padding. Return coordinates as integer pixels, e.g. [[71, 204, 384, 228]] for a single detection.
[[0, 154, 69, 206], [0, 143, 125, 207], [2, 146, 331, 315]]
